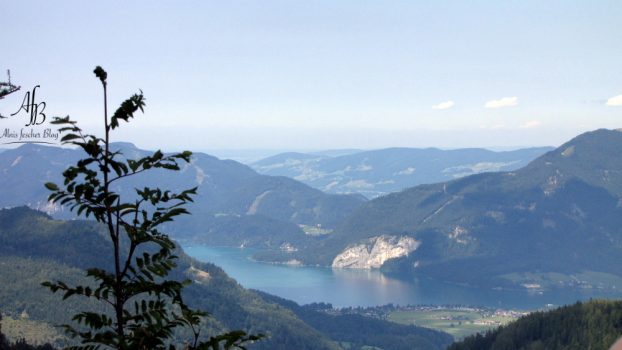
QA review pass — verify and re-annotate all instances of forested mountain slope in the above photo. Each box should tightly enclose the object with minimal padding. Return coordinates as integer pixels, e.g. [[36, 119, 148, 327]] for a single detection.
[[0, 207, 451, 350], [0, 143, 365, 249], [292, 129, 622, 290], [448, 300, 622, 350]]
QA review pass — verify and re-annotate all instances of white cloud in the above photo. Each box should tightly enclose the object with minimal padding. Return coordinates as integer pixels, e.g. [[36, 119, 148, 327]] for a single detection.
[[519, 120, 542, 129], [484, 96, 518, 108], [606, 94, 622, 106], [432, 100, 455, 110]]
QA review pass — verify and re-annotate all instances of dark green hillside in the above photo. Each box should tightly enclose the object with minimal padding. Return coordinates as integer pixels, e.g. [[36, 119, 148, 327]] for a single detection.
[[214, 174, 364, 227], [518, 129, 622, 196], [177, 214, 309, 248], [257, 292, 453, 350], [0, 256, 104, 339], [296, 129, 622, 289], [0, 207, 452, 349], [0, 207, 111, 269], [0, 207, 340, 350], [448, 300, 622, 350]]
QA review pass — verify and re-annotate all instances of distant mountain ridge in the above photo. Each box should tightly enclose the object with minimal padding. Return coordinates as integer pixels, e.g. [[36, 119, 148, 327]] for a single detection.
[[0, 143, 365, 248], [287, 129, 622, 290], [251, 147, 552, 198]]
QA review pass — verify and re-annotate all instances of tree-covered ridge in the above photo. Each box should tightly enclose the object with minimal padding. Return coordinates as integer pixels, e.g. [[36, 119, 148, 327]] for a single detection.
[[0, 142, 365, 251], [0, 207, 112, 270], [0, 207, 339, 350], [448, 300, 622, 350], [0, 142, 365, 229], [293, 129, 622, 289], [0, 206, 458, 349], [256, 292, 453, 350]]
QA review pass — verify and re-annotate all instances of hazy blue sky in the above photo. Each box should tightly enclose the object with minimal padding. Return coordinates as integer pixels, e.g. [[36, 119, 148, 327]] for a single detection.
[[1, 1, 621, 151]]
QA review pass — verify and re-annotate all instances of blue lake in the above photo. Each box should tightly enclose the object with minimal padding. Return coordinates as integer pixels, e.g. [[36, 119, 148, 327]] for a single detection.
[[184, 245, 620, 310]]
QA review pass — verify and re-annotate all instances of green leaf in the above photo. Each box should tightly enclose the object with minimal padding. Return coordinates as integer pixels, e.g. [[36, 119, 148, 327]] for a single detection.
[[44, 182, 59, 191]]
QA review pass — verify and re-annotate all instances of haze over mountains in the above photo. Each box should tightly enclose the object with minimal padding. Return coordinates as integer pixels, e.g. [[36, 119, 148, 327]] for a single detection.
[[0, 143, 549, 251], [0, 143, 364, 249], [251, 147, 552, 198]]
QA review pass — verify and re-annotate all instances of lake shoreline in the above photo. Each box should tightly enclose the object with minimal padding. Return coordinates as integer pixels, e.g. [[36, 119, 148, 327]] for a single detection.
[[184, 244, 622, 310]]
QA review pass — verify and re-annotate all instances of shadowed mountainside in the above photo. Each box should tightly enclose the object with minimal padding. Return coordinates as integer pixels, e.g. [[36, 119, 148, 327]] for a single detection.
[[0, 143, 365, 249], [287, 129, 622, 290], [0, 207, 453, 350]]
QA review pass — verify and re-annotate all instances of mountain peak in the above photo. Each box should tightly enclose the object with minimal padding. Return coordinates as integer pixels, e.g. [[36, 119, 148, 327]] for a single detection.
[[523, 128, 622, 181], [110, 142, 138, 151], [562, 128, 622, 146], [303, 128, 622, 288]]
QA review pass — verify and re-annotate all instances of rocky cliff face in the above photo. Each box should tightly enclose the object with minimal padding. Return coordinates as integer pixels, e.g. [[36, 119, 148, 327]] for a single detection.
[[331, 235, 420, 269]]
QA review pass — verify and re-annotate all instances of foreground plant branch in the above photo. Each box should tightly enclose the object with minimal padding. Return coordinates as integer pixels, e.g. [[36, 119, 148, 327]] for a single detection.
[[43, 66, 262, 350]]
